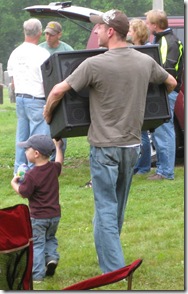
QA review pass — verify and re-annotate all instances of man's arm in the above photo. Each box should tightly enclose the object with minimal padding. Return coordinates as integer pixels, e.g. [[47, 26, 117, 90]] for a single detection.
[[163, 73, 177, 93], [43, 80, 71, 124]]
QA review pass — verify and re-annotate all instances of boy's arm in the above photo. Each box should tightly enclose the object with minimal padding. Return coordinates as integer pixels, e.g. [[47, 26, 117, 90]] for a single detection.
[[11, 176, 22, 196], [53, 139, 64, 165]]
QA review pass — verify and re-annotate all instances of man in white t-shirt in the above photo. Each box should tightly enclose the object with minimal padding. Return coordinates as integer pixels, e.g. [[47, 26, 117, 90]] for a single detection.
[[7, 18, 51, 174]]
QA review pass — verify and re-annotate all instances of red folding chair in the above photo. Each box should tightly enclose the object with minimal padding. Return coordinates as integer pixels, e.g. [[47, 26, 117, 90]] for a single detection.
[[0, 204, 142, 291], [0, 204, 33, 290], [63, 259, 143, 290]]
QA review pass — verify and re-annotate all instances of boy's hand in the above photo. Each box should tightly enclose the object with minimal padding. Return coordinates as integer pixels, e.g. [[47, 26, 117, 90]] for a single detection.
[[53, 139, 64, 165], [53, 138, 64, 148], [11, 175, 21, 184], [11, 176, 21, 194]]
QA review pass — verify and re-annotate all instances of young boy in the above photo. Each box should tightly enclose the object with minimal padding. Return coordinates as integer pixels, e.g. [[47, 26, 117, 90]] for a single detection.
[[11, 134, 63, 283]]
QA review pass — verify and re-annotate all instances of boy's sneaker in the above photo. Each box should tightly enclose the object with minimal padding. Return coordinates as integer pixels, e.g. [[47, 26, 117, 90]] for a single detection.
[[33, 280, 43, 284], [46, 260, 58, 276]]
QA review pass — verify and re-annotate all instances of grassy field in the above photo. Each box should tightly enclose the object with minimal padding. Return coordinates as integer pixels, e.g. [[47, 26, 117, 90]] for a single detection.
[[0, 89, 184, 291]]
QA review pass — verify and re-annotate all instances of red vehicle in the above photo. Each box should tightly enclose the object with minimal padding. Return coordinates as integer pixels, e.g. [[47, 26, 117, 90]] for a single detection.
[[24, 2, 184, 154], [166, 16, 184, 154]]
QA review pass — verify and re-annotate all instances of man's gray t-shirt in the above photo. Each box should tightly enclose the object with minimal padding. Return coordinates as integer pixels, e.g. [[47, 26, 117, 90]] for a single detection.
[[66, 47, 168, 147]]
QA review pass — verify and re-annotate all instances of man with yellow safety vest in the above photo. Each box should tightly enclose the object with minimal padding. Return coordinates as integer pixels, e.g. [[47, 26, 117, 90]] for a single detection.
[[145, 9, 184, 180]]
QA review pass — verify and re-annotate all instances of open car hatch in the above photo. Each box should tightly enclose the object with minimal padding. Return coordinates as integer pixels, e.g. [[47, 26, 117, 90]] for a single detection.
[[23, 1, 102, 22]]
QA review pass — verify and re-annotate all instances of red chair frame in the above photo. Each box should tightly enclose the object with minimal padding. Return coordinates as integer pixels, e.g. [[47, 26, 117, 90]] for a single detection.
[[63, 259, 143, 290], [0, 204, 33, 290]]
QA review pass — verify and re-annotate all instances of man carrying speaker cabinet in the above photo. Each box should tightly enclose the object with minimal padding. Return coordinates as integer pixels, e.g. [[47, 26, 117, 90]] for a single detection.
[[43, 9, 177, 274], [145, 9, 184, 180], [39, 21, 74, 159]]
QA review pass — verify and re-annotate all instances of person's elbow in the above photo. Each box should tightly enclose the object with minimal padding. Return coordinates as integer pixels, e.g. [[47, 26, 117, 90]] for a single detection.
[[165, 74, 177, 93], [52, 81, 71, 98], [171, 75, 177, 89], [51, 84, 64, 99]]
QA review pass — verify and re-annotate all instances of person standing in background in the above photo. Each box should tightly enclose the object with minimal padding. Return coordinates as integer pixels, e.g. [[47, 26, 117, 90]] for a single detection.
[[39, 21, 73, 54], [128, 18, 151, 175], [145, 9, 184, 180], [7, 18, 51, 175], [128, 18, 149, 45], [39, 21, 74, 158]]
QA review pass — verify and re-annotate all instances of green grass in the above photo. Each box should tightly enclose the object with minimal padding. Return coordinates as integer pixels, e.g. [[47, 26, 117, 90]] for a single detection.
[[0, 89, 184, 291]]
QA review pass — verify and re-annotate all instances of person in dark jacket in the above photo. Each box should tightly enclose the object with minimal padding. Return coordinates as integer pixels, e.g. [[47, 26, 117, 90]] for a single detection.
[[145, 9, 184, 180]]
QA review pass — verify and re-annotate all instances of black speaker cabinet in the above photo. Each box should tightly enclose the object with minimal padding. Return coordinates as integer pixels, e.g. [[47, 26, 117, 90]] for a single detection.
[[41, 46, 170, 139]]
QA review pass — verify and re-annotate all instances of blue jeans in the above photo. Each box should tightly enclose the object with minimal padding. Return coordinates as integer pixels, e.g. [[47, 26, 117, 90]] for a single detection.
[[15, 96, 51, 174], [134, 131, 151, 174], [31, 217, 60, 281], [90, 145, 140, 273], [152, 91, 178, 179]]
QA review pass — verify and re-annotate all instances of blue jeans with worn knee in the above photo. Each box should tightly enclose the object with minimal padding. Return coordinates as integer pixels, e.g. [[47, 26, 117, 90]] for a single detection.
[[31, 217, 60, 281], [14, 96, 51, 174], [90, 145, 140, 273], [152, 91, 178, 179]]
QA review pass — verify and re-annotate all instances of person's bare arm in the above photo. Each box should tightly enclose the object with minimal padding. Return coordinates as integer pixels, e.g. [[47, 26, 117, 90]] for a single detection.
[[164, 73, 177, 93], [11, 176, 22, 196], [43, 80, 71, 124], [53, 139, 64, 165]]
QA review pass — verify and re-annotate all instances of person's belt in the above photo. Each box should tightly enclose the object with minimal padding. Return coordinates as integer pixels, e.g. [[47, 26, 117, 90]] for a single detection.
[[16, 93, 45, 100]]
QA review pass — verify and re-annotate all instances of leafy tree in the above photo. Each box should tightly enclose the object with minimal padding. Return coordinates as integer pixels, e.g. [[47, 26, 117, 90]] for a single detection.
[[0, 0, 47, 70]]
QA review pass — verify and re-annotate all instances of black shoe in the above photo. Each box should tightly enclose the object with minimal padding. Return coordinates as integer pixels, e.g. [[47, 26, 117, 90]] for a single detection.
[[46, 260, 57, 276]]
